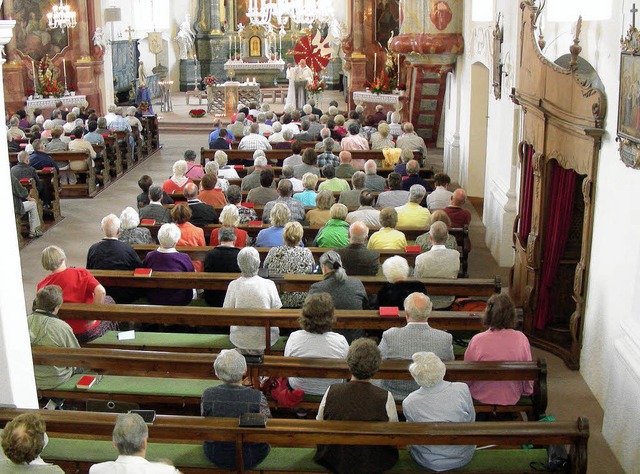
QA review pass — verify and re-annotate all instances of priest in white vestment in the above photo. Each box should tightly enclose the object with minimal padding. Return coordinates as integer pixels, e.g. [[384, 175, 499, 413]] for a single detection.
[[286, 59, 314, 110]]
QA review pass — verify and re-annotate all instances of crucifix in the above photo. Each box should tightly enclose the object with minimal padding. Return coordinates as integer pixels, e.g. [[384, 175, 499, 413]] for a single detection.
[[125, 26, 135, 43], [632, 4, 638, 28]]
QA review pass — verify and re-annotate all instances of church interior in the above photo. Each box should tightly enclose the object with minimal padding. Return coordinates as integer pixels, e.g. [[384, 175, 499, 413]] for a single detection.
[[0, 0, 639, 472]]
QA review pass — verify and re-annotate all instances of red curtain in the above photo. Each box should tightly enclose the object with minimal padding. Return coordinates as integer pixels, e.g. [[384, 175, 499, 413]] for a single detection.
[[519, 144, 535, 241], [534, 161, 577, 330]]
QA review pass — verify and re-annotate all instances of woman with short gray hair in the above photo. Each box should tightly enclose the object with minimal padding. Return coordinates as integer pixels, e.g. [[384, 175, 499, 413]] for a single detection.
[[292, 172, 318, 207], [209, 204, 248, 247], [118, 206, 153, 245], [309, 251, 368, 343], [224, 247, 282, 353], [305, 189, 333, 226], [377, 256, 428, 310], [202, 349, 271, 470], [225, 184, 258, 224], [142, 223, 195, 306], [402, 352, 475, 471], [255, 203, 290, 247], [214, 150, 239, 179]]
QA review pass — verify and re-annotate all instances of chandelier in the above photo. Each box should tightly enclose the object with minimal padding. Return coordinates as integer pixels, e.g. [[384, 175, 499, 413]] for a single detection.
[[247, 0, 334, 29], [47, 0, 78, 30]]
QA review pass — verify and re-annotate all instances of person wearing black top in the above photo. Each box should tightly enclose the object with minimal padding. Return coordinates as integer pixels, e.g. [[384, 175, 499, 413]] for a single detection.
[[209, 128, 231, 150], [376, 256, 427, 309], [203, 227, 241, 306]]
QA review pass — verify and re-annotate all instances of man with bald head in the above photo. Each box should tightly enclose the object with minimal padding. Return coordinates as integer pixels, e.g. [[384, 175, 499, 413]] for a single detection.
[[184, 182, 219, 227], [378, 292, 454, 400], [335, 221, 380, 275], [335, 150, 357, 178], [443, 188, 472, 228], [262, 179, 306, 224]]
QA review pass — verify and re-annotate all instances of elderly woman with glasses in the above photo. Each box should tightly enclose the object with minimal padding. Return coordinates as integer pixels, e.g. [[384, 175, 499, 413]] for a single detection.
[[224, 247, 282, 354], [402, 352, 475, 471], [201, 349, 271, 470]]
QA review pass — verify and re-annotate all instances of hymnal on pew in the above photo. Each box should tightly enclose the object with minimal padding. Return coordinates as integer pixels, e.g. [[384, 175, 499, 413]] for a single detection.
[[405, 245, 421, 253], [379, 307, 400, 318], [248, 220, 262, 226], [140, 219, 155, 225], [76, 375, 99, 389], [134, 268, 153, 277]]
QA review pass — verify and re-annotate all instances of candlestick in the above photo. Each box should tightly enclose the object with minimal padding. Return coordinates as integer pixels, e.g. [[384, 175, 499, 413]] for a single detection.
[[31, 60, 37, 92], [374, 53, 377, 79], [279, 35, 282, 56], [63, 58, 67, 90]]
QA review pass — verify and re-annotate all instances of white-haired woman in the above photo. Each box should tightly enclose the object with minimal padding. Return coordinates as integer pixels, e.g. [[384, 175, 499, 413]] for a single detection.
[[162, 159, 193, 194], [402, 352, 475, 471], [293, 172, 319, 207], [214, 150, 239, 179], [309, 250, 368, 343], [376, 256, 427, 309], [201, 349, 271, 470], [125, 106, 143, 131], [118, 206, 153, 245], [264, 221, 315, 308], [204, 160, 229, 191], [210, 204, 248, 247], [225, 185, 258, 224], [224, 247, 282, 354], [37, 245, 116, 343], [370, 122, 396, 150], [142, 223, 195, 305]]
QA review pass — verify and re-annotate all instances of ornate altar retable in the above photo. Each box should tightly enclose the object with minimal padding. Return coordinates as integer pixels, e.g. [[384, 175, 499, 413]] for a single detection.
[[223, 60, 285, 86], [26, 95, 88, 113], [207, 82, 261, 115]]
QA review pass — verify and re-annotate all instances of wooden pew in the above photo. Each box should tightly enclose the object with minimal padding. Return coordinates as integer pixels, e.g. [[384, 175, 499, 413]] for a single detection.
[[200, 147, 425, 171], [29, 347, 546, 419], [47, 150, 98, 197], [88, 269, 500, 295], [0, 409, 589, 474], [141, 115, 160, 152]]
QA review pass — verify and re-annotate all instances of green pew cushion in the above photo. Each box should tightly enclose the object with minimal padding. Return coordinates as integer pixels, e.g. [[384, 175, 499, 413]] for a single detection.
[[87, 331, 287, 352], [41, 437, 548, 472], [52, 374, 219, 398]]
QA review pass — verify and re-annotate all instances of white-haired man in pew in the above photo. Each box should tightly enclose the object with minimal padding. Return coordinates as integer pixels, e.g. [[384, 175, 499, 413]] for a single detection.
[[90, 413, 181, 473]]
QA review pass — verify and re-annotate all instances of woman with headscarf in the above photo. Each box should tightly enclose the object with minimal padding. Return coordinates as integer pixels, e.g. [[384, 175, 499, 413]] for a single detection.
[[162, 159, 193, 194]]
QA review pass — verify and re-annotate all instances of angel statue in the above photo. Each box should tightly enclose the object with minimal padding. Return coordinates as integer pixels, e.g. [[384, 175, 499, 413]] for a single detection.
[[176, 14, 196, 59], [92, 27, 107, 59]]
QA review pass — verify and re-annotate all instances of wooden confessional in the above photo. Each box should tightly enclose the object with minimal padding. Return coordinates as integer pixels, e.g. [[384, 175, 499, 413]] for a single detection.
[[510, 2, 606, 369]]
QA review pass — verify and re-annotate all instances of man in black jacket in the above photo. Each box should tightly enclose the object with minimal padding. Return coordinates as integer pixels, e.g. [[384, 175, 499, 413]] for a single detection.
[[184, 182, 219, 227], [336, 221, 380, 276]]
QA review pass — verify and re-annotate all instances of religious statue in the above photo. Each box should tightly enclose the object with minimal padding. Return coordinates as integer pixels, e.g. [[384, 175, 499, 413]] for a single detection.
[[176, 14, 196, 59], [138, 60, 147, 87], [286, 58, 314, 109], [92, 27, 107, 59]]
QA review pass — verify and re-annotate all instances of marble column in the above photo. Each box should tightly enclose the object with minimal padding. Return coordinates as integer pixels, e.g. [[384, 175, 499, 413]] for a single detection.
[[352, 0, 364, 54], [210, 0, 222, 34], [0, 19, 39, 410]]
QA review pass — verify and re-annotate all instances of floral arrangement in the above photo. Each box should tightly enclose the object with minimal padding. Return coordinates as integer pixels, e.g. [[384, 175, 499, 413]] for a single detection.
[[189, 109, 206, 118], [37, 56, 64, 98], [25, 88, 35, 96], [306, 75, 326, 94], [202, 75, 218, 87], [68, 85, 76, 92], [138, 101, 151, 114], [365, 72, 395, 95], [396, 82, 406, 91]]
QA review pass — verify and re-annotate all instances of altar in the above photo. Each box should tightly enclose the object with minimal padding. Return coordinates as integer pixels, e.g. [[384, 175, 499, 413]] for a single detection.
[[25, 95, 88, 114], [353, 91, 405, 116], [206, 81, 261, 115], [223, 60, 285, 86]]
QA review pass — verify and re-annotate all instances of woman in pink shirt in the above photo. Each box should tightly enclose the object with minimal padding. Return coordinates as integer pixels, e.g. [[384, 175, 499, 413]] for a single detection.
[[464, 293, 533, 406]]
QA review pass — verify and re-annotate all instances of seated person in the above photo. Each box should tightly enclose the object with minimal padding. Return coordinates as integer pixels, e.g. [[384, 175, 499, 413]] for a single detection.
[[118, 206, 153, 245], [305, 190, 333, 227], [346, 190, 381, 228], [136, 175, 173, 210], [209, 204, 248, 248], [443, 188, 472, 228], [139, 184, 172, 224], [336, 221, 380, 276], [203, 227, 241, 307], [376, 256, 427, 309], [292, 172, 319, 207], [28, 285, 80, 390], [209, 127, 231, 150], [318, 165, 349, 193], [396, 184, 431, 227], [0, 413, 64, 472], [378, 292, 454, 400], [415, 210, 457, 251], [255, 203, 290, 248], [89, 413, 180, 473], [315, 338, 399, 474], [246, 168, 279, 206], [184, 149, 204, 179], [224, 247, 282, 354], [464, 294, 534, 406], [402, 352, 475, 471], [367, 208, 407, 250], [284, 293, 349, 395], [201, 349, 271, 470], [142, 223, 195, 305], [162, 160, 193, 195], [315, 203, 350, 248]]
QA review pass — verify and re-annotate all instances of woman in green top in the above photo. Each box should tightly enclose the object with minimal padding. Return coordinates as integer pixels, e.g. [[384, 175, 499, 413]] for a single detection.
[[316, 203, 350, 248]]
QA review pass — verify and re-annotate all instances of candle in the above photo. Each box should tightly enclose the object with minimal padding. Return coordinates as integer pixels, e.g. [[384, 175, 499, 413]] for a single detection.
[[234, 35, 237, 57], [229, 36, 232, 60], [374, 53, 377, 79], [31, 60, 37, 91], [397, 54, 400, 82], [279, 34, 282, 56], [63, 58, 67, 90], [253, 77, 256, 84]]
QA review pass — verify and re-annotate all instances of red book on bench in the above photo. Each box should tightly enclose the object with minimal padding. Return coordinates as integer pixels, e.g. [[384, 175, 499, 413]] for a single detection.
[[134, 268, 153, 277], [41, 167, 53, 172], [379, 307, 400, 318], [234, 165, 244, 170], [19, 178, 30, 184], [248, 220, 263, 227], [76, 375, 98, 389], [140, 219, 155, 225], [243, 202, 255, 208], [405, 245, 421, 253]]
